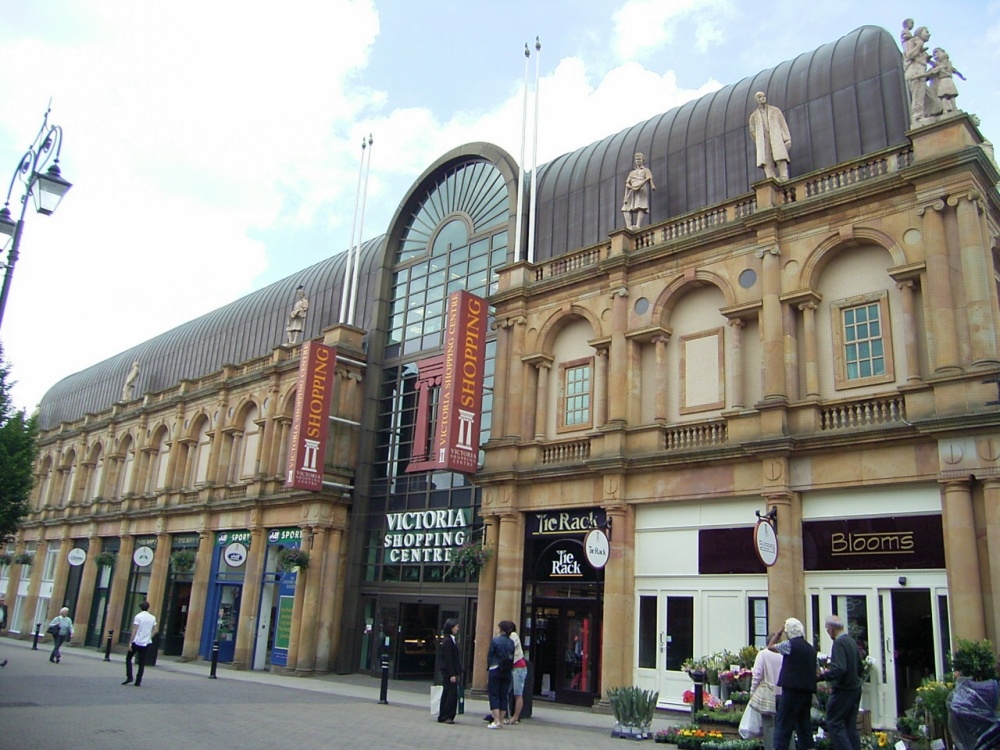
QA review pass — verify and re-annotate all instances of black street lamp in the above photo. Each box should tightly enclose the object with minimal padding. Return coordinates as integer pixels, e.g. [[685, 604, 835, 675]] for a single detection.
[[0, 107, 72, 333]]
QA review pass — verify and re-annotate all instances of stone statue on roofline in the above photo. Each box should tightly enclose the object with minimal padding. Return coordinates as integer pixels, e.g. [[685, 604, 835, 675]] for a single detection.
[[901, 21, 965, 128], [749, 92, 791, 181], [285, 285, 309, 346], [122, 360, 140, 401], [621, 152, 656, 230]]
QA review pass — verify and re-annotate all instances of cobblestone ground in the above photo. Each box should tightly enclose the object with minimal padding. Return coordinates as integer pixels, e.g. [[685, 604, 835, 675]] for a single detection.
[[0, 638, 682, 750]]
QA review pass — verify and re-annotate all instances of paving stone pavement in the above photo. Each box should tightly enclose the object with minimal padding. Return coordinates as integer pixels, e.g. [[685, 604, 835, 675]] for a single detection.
[[0, 637, 684, 750]]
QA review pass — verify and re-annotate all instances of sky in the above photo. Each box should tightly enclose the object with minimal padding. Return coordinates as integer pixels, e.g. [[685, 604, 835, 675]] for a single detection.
[[1, 0, 998, 414]]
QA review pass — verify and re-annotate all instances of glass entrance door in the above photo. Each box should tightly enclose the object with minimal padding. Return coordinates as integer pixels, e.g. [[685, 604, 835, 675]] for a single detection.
[[531, 602, 600, 706]]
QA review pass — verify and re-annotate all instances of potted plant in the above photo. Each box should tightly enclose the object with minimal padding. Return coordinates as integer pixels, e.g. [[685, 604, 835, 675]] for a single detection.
[[445, 540, 493, 578], [277, 547, 310, 572], [94, 550, 117, 568], [950, 638, 997, 681], [608, 686, 659, 739], [170, 549, 196, 573], [0, 553, 11, 567], [13, 552, 33, 566]]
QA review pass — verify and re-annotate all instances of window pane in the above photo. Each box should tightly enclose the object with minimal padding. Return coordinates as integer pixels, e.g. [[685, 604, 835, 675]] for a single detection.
[[638, 596, 657, 669]]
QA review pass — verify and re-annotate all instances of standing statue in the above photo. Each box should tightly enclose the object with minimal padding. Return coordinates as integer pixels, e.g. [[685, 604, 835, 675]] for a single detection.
[[285, 286, 309, 346], [903, 26, 944, 126], [122, 361, 140, 401], [748, 92, 791, 181], [621, 152, 656, 230], [929, 48, 965, 115]]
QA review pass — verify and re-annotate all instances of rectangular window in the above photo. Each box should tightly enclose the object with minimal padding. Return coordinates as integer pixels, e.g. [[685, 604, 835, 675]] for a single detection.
[[559, 359, 592, 431], [748, 597, 769, 647], [665, 596, 694, 672], [832, 292, 894, 389], [638, 595, 657, 669]]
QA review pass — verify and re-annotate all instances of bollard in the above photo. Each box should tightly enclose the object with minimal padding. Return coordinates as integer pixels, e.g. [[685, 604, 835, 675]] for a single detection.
[[103, 630, 114, 661], [378, 650, 389, 704], [31, 623, 41, 650], [692, 673, 705, 714], [209, 639, 219, 679]]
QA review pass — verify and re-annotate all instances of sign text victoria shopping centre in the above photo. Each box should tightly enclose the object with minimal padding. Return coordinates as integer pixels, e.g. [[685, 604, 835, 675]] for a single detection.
[[382, 508, 470, 564]]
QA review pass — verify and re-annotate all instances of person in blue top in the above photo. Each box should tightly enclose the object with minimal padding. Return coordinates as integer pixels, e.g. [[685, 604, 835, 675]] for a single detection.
[[486, 620, 515, 729]]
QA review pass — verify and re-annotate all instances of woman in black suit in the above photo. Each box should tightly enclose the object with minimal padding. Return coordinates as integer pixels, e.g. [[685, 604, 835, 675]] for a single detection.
[[438, 618, 462, 723]]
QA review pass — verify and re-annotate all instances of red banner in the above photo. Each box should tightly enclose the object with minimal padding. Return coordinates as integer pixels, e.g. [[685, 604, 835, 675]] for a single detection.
[[286, 342, 337, 491]]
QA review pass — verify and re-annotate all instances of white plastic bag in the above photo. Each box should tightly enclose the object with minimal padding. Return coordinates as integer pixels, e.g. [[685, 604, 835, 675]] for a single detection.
[[739, 703, 763, 739], [430, 684, 443, 715]]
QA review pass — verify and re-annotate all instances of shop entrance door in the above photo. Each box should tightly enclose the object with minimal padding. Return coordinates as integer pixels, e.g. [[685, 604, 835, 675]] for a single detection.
[[531, 602, 600, 706], [161, 580, 191, 656], [214, 584, 242, 662]]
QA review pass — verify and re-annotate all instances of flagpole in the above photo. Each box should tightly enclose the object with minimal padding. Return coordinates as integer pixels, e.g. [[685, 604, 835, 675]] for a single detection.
[[513, 43, 530, 263], [348, 134, 373, 326], [340, 137, 367, 323], [527, 36, 541, 265]]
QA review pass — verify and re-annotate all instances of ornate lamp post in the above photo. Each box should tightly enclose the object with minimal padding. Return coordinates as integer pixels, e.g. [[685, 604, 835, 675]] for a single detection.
[[0, 107, 73, 333]]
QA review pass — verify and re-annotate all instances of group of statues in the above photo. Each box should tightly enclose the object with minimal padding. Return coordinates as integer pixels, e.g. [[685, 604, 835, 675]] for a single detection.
[[619, 19, 967, 230], [901, 19, 965, 128], [620, 90, 791, 229]]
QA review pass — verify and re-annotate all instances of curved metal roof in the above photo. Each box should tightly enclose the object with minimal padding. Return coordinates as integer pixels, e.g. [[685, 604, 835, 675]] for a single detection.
[[532, 25, 908, 261], [38, 236, 388, 430]]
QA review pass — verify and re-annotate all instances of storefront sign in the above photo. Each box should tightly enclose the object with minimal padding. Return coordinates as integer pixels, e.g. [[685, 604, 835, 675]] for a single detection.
[[216, 531, 251, 545], [583, 529, 610, 569], [268, 528, 302, 544], [287, 341, 337, 491], [382, 508, 469, 563], [804, 514, 945, 570], [535, 539, 600, 582], [753, 520, 778, 567], [223, 543, 248, 567], [67, 548, 87, 566], [406, 291, 486, 475], [699, 527, 767, 574], [133, 546, 155, 567], [528, 509, 606, 536]]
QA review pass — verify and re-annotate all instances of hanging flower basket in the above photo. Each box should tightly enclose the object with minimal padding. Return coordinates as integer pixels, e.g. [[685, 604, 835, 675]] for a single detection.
[[13, 553, 34, 566], [170, 549, 196, 573], [277, 547, 310, 572], [446, 540, 494, 578], [94, 551, 118, 568], [0, 553, 12, 567]]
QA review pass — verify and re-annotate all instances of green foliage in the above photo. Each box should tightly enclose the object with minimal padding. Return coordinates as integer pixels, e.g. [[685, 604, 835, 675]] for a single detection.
[[445, 540, 493, 578], [702, 741, 764, 750], [607, 686, 659, 726], [694, 709, 743, 727], [737, 646, 760, 669], [914, 678, 952, 729], [949, 638, 997, 681], [0, 347, 38, 541], [170, 549, 196, 572], [277, 547, 310, 571], [0, 552, 11, 566], [13, 552, 33, 565], [94, 551, 117, 568]]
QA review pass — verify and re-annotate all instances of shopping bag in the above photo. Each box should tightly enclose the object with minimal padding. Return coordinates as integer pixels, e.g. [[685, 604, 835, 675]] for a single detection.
[[430, 684, 443, 715], [749, 680, 776, 715], [739, 703, 763, 739]]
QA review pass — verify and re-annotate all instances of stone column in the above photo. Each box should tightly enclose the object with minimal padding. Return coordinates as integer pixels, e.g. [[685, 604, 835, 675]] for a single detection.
[[182, 530, 215, 659], [595, 348, 609, 427], [653, 336, 669, 422], [520, 360, 538, 440], [940, 479, 986, 641], [757, 246, 786, 401], [295, 526, 327, 673], [534, 362, 550, 441], [762, 475, 805, 628], [472, 515, 500, 691], [146, 532, 171, 625], [494, 513, 523, 625], [608, 287, 629, 423], [105, 534, 135, 645], [727, 322, 745, 408], [799, 303, 820, 398], [73, 535, 101, 644], [316, 525, 345, 673], [507, 318, 527, 440], [949, 192, 999, 367], [21, 540, 48, 635], [982, 478, 1000, 645], [274, 419, 292, 478], [491, 320, 510, 438], [918, 201, 960, 373], [783, 302, 799, 402], [896, 280, 922, 382], [49, 535, 74, 617], [284, 565, 306, 671], [600, 503, 633, 698], [234, 525, 265, 669]]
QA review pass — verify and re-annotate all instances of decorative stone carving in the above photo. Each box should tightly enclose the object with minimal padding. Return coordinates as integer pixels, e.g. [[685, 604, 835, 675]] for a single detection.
[[748, 92, 791, 181], [122, 361, 140, 401], [901, 23, 964, 127]]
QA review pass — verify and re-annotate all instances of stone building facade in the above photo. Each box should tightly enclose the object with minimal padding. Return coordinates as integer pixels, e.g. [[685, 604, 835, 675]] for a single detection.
[[3, 25, 999, 728]]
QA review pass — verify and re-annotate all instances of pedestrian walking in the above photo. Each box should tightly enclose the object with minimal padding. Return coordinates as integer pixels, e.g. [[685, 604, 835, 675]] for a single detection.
[[122, 600, 157, 687], [507, 621, 527, 725], [768, 617, 817, 750], [437, 618, 462, 724], [819, 615, 863, 750], [751, 639, 783, 749], [486, 621, 514, 729], [48, 607, 74, 663]]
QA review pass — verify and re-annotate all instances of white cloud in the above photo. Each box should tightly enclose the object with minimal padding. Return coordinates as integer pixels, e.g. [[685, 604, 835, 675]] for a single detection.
[[612, 0, 734, 60]]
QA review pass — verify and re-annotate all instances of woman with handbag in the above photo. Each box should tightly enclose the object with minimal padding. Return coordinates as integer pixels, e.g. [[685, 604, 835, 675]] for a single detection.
[[751, 639, 784, 749], [48, 607, 74, 663], [437, 618, 462, 724]]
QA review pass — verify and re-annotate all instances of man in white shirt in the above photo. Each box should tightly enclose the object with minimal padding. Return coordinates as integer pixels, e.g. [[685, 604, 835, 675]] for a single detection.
[[122, 600, 157, 687]]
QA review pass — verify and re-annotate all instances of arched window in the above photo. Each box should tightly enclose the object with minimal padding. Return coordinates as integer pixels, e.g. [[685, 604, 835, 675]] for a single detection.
[[85, 443, 104, 501], [149, 427, 171, 492], [116, 435, 135, 499], [239, 405, 260, 479], [190, 415, 212, 486], [60, 449, 77, 506]]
